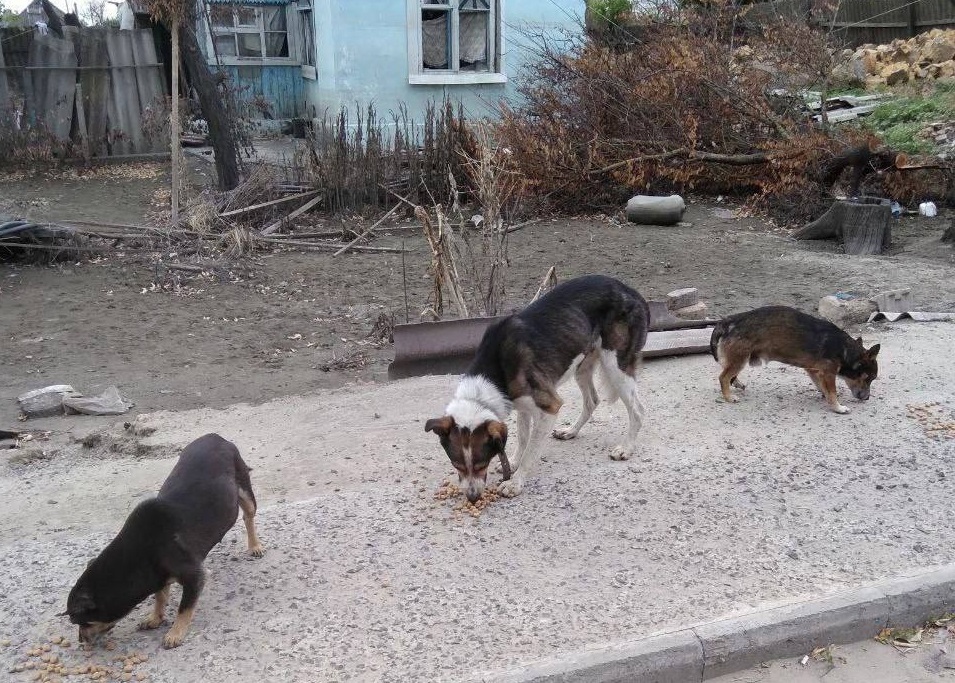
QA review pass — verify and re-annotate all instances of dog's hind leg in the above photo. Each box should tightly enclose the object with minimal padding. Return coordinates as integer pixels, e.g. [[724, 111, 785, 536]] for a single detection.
[[162, 569, 205, 649], [238, 489, 265, 558], [553, 352, 599, 441], [599, 350, 645, 461], [138, 584, 170, 630]]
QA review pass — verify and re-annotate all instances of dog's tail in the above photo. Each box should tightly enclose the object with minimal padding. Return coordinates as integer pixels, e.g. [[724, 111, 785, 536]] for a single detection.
[[709, 321, 726, 362]]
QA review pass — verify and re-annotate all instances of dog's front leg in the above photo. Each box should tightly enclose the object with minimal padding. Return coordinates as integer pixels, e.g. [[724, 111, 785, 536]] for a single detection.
[[162, 569, 205, 649], [820, 373, 850, 414], [138, 584, 170, 630], [499, 398, 556, 498]]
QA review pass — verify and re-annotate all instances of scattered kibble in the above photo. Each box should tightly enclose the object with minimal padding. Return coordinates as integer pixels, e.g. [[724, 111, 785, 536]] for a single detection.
[[433, 480, 501, 517]]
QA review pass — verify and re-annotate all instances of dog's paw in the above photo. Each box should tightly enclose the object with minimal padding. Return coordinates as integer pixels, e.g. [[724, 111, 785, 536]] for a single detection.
[[552, 426, 578, 440], [497, 475, 524, 498], [832, 404, 850, 415], [610, 444, 635, 461], [721, 395, 740, 404], [161, 630, 185, 649], [138, 615, 165, 631], [248, 543, 266, 558]]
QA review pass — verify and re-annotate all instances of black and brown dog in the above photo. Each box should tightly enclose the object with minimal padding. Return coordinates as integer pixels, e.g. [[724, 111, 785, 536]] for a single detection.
[[426, 275, 651, 501], [65, 433, 264, 649], [710, 305, 880, 414]]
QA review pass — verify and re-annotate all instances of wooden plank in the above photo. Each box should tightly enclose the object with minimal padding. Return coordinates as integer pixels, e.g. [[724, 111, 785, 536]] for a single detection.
[[259, 194, 324, 235], [105, 30, 140, 155], [219, 190, 321, 217], [27, 35, 77, 142], [77, 29, 110, 157], [130, 28, 165, 154], [642, 328, 714, 359], [0, 35, 10, 115]]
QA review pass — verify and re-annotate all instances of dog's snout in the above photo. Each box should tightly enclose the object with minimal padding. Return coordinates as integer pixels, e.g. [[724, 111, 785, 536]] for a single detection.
[[466, 490, 481, 503]]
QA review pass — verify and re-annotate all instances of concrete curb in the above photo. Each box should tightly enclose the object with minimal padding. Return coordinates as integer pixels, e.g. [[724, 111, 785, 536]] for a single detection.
[[486, 565, 955, 683]]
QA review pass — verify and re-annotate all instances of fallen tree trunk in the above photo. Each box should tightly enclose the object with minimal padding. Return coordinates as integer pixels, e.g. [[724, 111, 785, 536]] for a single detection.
[[819, 145, 898, 196]]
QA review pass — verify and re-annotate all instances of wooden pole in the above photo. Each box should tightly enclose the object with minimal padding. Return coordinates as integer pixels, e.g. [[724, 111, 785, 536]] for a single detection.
[[171, 20, 181, 224]]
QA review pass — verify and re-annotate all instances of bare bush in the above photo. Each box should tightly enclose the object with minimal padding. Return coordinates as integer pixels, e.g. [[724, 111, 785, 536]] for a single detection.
[[298, 99, 475, 213], [497, 3, 864, 218]]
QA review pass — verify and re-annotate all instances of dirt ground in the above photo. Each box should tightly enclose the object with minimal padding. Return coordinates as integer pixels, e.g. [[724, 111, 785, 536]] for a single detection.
[[1, 165, 955, 682], [1, 162, 953, 426]]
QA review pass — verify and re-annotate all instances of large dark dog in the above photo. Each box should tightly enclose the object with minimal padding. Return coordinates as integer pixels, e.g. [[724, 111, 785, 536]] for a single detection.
[[426, 275, 650, 501], [710, 305, 880, 414], [65, 433, 264, 648]]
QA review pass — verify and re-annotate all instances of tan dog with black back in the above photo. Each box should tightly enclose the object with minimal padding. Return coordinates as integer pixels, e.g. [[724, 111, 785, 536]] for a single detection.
[[710, 305, 880, 414]]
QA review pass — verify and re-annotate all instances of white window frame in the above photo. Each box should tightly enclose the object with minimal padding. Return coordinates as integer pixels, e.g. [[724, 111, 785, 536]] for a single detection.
[[205, 2, 296, 67], [295, 0, 316, 79], [406, 0, 506, 85]]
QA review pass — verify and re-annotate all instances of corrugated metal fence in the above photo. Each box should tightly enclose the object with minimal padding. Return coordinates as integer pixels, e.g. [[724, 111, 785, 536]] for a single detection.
[[744, 0, 955, 46], [0, 26, 167, 157]]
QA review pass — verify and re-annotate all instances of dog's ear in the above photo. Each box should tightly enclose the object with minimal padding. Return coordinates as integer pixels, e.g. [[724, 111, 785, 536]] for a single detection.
[[68, 590, 95, 614], [867, 343, 880, 358], [486, 420, 508, 450], [425, 416, 454, 437]]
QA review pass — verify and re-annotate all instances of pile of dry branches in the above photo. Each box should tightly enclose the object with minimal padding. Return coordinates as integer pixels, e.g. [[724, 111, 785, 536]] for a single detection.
[[497, 5, 870, 218]]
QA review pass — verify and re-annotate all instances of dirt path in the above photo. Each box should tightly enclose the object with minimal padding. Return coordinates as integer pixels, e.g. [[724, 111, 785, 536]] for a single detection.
[[0, 320, 953, 682], [2, 188, 953, 427]]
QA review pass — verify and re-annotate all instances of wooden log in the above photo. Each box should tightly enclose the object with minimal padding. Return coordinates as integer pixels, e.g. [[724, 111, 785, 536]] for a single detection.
[[792, 202, 846, 240], [842, 203, 891, 255]]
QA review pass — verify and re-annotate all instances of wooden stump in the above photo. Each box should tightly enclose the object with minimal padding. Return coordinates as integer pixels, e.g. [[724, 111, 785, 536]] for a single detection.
[[841, 203, 890, 255], [943, 216, 955, 244], [793, 198, 891, 255]]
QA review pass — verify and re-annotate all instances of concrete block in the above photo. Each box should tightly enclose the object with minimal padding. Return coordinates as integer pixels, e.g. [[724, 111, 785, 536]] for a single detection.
[[695, 585, 889, 679], [818, 295, 877, 329], [625, 195, 686, 226], [666, 288, 699, 310], [488, 630, 703, 683], [672, 302, 708, 320], [880, 565, 955, 628], [872, 288, 913, 313]]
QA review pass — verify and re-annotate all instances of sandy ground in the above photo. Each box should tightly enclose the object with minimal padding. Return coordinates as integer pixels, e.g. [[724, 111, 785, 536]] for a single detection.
[[2, 164, 955, 681], [0, 319, 953, 682]]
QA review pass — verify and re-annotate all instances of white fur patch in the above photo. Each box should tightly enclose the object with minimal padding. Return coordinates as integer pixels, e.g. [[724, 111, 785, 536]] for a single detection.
[[446, 375, 511, 429]]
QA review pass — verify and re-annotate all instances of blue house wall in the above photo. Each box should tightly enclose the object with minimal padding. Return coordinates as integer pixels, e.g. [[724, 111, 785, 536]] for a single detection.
[[306, 1, 585, 122], [220, 64, 305, 120]]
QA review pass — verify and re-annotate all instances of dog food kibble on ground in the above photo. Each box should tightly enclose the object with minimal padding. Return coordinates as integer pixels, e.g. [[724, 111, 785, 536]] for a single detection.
[[433, 480, 501, 517], [906, 402, 955, 439], [8, 638, 149, 682]]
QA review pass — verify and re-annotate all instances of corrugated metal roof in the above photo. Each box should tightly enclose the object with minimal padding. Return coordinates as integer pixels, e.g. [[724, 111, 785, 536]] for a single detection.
[[207, 0, 289, 5]]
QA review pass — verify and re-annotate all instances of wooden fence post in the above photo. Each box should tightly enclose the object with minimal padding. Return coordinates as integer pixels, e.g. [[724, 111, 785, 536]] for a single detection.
[[171, 21, 180, 223]]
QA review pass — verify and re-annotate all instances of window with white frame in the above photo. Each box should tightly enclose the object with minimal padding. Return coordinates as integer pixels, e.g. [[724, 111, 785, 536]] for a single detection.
[[408, 0, 503, 82], [296, 0, 315, 68], [209, 3, 289, 60]]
